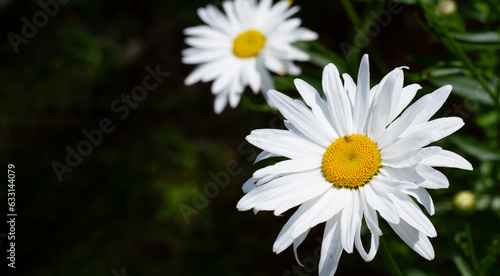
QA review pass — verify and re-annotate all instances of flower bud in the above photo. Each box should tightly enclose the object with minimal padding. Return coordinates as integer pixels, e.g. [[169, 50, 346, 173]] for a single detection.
[[453, 190, 476, 213], [437, 0, 457, 16]]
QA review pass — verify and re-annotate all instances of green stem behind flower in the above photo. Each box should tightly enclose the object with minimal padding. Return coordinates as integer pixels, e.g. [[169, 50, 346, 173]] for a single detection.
[[465, 222, 480, 274], [417, 0, 499, 107], [340, 0, 389, 74], [380, 236, 404, 276]]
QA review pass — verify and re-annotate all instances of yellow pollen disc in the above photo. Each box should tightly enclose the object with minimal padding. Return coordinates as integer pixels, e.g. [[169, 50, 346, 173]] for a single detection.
[[233, 30, 266, 58], [322, 134, 381, 189]]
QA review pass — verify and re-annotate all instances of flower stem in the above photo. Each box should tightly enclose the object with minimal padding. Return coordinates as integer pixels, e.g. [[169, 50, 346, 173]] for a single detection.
[[340, 0, 389, 73], [465, 222, 480, 274], [380, 236, 404, 276], [340, 0, 361, 27]]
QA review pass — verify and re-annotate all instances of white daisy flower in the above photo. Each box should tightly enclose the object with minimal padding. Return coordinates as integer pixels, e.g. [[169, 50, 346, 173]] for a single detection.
[[182, 0, 318, 114], [237, 54, 472, 275]]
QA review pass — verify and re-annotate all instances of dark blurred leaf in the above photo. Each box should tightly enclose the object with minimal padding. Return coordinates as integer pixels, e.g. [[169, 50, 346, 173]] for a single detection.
[[307, 40, 348, 72], [476, 110, 498, 127], [453, 255, 474, 276], [479, 238, 500, 276], [451, 32, 500, 48], [428, 74, 495, 105], [427, 67, 468, 78], [309, 52, 334, 68], [450, 136, 500, 161], [240, 95, 274, 113], [391, 0, 416, 4]]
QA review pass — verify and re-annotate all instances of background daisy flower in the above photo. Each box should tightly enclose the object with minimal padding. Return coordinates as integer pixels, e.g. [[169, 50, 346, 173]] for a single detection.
[[237, 54, 473, 276], [182, 0, 318, 113]]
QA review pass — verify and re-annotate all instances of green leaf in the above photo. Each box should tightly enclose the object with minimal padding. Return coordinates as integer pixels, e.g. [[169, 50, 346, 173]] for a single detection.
[[307, 40, 348, 72], [453, 255, 475, 276], [309, 52, 334, 68], [272, 75, 297, 91], [476, 110, 499, 127], [427, 67, 468, 78], [428, 75, 495, 105], [240, 95, 274, 113], [391, 0, 416, 4], [451, 32, 500, 47], [450, 136, 500, 161]]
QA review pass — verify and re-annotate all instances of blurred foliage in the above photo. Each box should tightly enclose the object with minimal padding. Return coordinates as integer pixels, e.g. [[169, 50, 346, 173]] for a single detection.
[[0, 0, 499, 275]]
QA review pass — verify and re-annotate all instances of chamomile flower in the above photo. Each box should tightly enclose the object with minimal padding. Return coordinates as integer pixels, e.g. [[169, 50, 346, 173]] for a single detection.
[[237, 55, 472, 275], [182, 0, 317, 113]]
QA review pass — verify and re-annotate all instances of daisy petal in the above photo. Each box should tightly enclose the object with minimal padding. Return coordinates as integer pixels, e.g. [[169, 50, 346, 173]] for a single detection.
[[242, 177, 259, 193], [403, 188, 435, 216], [340, 191, 361, 253], [359, 187, 382, 236], [381, 117, 464, 159], [253, 159, 321, 178], [382, 146, 442, 168], [416, 165, 449, 189], [214, 90, 229, 114], [274, 195, 324, 253], [343, 73, 357, 107], [254, 150, 277, 164], [294, 79, 338, 139], [421, 150, 473, 171], [354, 230, 380, 262], [389, 83, 421, 123], [380, 166, 424, 185], [369, 174, 419, 193], [268, 90, 333, 147], [247, 129, 324, 160], [368, 68, 403, 142], [293, 229, 310, 266], [319, 215, 343, 276], [291, 188, 348, 239], [412, 85, 452, 126], [323, 63, 353, 136], [378, 90, 434, 149], [353, 54, 370, 134], [389, 192, 437, 237], [237, 170, 331, 213], [274, 175, 332, 215], [389, 219, 435, 260], [364, 184, 400, 224]]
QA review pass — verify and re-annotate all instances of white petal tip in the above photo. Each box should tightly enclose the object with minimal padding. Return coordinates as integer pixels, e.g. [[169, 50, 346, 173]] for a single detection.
[[440, 84, 453, 94]]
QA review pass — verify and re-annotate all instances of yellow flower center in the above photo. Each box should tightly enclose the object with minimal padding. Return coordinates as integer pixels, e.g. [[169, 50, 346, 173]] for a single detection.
[[232, 30, 266, 58], [322, 134, 381, 189]]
